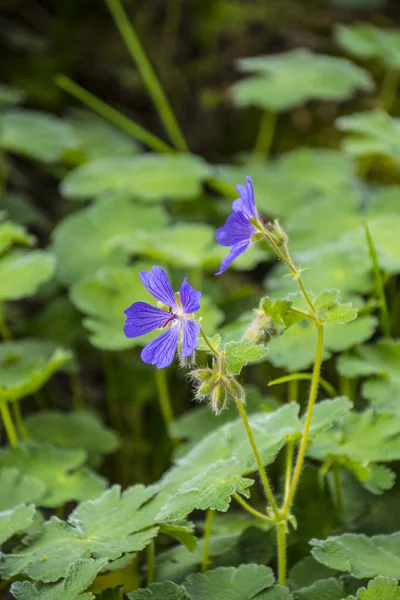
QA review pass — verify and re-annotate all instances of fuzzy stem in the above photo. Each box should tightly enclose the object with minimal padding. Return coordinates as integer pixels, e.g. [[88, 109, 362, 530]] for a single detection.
[[0, 402, 18, 447], [105, 0, 188, 151], [233, 493, 275, 523], [364, 221, 390, 337], [283, 440, 294, 506], [201, 508, 214, 572], [236, 398, 280, 519], [147, 540, 155, 585], [276, 521, 287, 586], [282, 323, 325, 515], [154, 368, 174, 437], [55, 75, 172, 153], [263, 233, 315, 314], [199, 326, 220, 356]]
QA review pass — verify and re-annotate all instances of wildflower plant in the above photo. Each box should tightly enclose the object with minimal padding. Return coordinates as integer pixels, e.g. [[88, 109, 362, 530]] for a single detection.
[[2, 4, 400, 600], [122, 176, 358, 586]]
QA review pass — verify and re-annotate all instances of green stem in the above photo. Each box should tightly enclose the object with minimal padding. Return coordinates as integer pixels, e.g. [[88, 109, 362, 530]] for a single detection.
[[147, 540, 155, 585], [282, 323, 325, 516], [283, 440, 294, 506], [11, 402, 29, 440], [263, 233, 315, 314], [55, 75, 173, 154], [269, 373, 336, 398], [364, 221, 390, 337], [236, 398, 280, 519], [333, 463, 344, 517], [0, 402, 18, 447], [105, 0, 188, 151], [154, 368, 174, 437], [288, 380, 298, 403], [253, 111, 277, 160], [0, 304, 12, 341], [199, 325, 220, 355], [276, 521, 287, 586], [201, 509, 214, 572], [233, 493, 275, 523]]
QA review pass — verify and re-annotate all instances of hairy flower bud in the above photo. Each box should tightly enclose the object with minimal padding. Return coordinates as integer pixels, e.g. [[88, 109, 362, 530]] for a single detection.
[[198, 374, 219, 396], [243, 310, 272, 344], [191, 368, 214, 382], [210, 384, 228, 415], [224, 377, 245, 402], [266, 219, 288, 247]]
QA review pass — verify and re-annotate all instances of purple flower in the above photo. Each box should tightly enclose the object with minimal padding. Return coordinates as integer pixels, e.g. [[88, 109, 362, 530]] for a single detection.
[[216, 176, 264, 275], [124, 266, 201, 369]]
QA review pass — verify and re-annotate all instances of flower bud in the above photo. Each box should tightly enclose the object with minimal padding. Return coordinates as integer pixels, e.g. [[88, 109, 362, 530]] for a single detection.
[[266, 219, 288, 247], [191, 368, 214, 382], [243, 310, 272, 344], [198, 374, 219, 396], [224, 377, 245, 402], [210, 384, 228, 415]]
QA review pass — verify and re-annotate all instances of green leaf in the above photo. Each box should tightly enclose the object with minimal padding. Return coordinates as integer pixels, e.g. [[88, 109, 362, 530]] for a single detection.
[[127, 223, 227, 270], [231, 49, 373, 111], [0, 219, 33, 255], [170, 386, 273, 456], [11, 558, 106, 600], [61, 154, 212, 201], [0, 109, 78, 162], [52, 196, 167, 285], [1, 485, 158, 582], [311, 532, 400, 579], [183, 565, 286, 600], [70, 263, 160, 351], [224, 339, 268, 375], [306, 397, 352, 438], [0, 468, 46, 510], [307, 410, 400, 492], [267, 315, 377, 371], [65, 110, 139, 163], [286, 192, 362, 254], [336, 23, 400, 70], [337, 110, 400, 165], [25, 411, 119, 463], [156, 403, 302, 522], [0, 442, 106, 507], [346, 576, 400, 599], [157, 461, 254, 520], [0, 504, 36, 546], [0, 249, 55, 301], [289, 556, 338, 589], [268, 243, 372, 297], [159, 522, 197, 552], [294, 578, 344, 600], [338, 339, 400, 380], [128, 582, 190, 600], [218, 150, 357, 220], [155, 515, 274, 584], [0, 342, 72, 404]]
